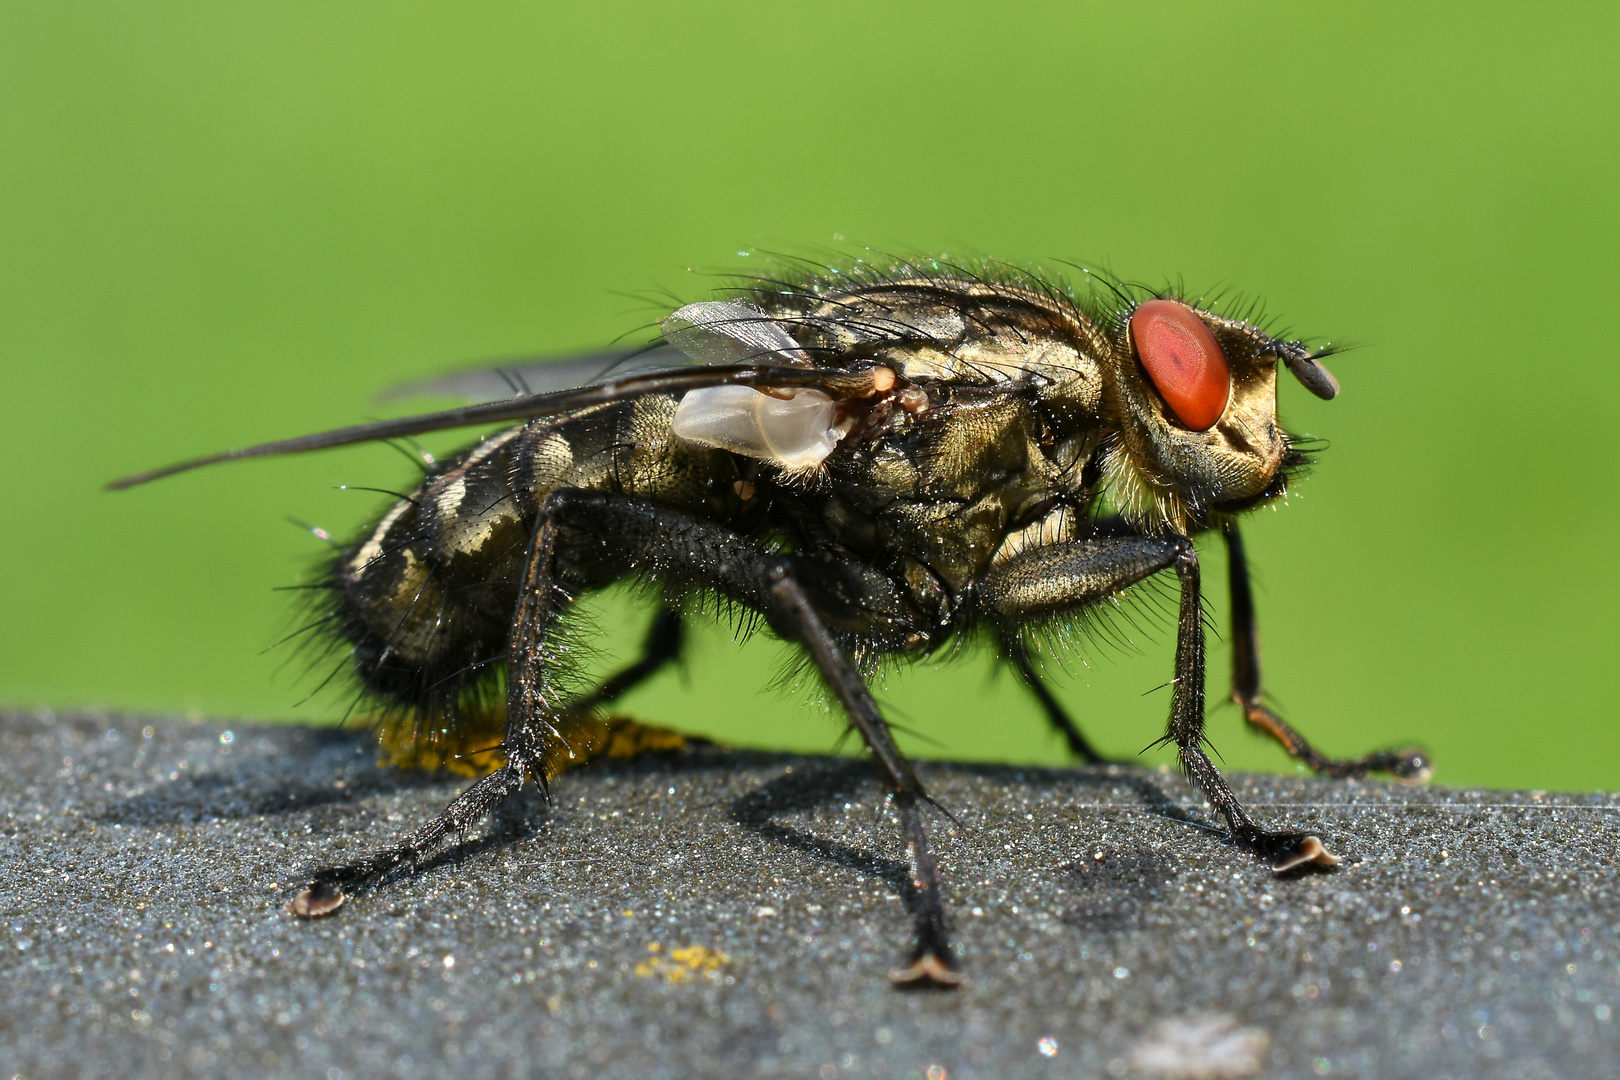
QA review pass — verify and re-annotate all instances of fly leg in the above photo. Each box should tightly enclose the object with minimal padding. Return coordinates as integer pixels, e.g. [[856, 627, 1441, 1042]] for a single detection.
[[1222, 522, 1430, 780], [999, 634, 1109, 764], [514, 493, 956, 985], [290, 490, 609, 915], [565, 607, 684, 716], [527, 607, 688, 779], [771, 570, 961, 987], [293, 491, 958, 981], [287, 749, 534, 916], [984, 535, 1341, 874]]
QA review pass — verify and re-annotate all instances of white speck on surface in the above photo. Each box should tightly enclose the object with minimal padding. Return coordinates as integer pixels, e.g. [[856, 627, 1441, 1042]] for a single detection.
[[1128, 1013, 1270, 1080]]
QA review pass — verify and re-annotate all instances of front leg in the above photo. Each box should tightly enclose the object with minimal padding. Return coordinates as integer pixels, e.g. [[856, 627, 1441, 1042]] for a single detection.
[[1222, 522, 1430, 781], [984, 534, 1340, 873]]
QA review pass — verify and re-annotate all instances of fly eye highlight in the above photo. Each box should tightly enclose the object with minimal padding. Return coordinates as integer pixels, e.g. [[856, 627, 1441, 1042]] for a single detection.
[[1129, 300, 1232, 431]]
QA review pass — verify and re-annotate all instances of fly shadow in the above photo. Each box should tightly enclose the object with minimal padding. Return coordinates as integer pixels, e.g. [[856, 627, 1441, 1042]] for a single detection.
[[88, 713, 1277, 922], [89, 726, 767, 898], [731, 757, 914, 896], [89, 722, 562, 895], [95, 725, 463, 827], [728, 757, 1227, 935]]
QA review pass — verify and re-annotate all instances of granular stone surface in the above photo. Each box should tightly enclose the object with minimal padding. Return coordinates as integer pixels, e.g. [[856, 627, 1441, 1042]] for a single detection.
[[2, 711, 1617, 1079]]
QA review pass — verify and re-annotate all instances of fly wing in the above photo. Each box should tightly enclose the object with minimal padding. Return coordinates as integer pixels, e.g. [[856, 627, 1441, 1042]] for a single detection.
[[378, 345, 695, 404], [661, 300, 813, 367], [372, 300, 809, 406], [107, 360, 876, 491]]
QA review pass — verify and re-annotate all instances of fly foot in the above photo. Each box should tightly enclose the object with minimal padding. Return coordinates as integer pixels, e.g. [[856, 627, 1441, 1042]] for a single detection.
[[288, 879, 346, 918], [1236, 828, 1343, 873], [889, 948, 965, 989], [1382, 748, 1433, 784]]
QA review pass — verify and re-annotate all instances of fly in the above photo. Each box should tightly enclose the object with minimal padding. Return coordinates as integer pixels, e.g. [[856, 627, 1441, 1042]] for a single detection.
[[110, 257, 1430, 987]]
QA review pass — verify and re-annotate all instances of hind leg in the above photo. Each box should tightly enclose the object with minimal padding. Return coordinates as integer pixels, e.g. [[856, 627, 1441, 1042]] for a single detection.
[[290, 489, 617, 914], [293, 498, 694, 914], [566, 607, 684, 716]]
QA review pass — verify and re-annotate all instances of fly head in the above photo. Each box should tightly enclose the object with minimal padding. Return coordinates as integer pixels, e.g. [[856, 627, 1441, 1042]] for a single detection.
[[1102, 298, 1339, 533]]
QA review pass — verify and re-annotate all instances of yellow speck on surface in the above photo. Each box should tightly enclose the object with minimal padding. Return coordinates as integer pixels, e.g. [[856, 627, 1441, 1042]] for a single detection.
[[634, 944, 731, 984], [376, 706, 688, 779], [375, 701, 509, 777]]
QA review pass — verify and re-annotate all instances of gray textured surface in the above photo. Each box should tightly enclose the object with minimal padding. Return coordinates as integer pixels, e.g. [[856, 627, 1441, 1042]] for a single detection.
[[2, 710, 1617, 1080]]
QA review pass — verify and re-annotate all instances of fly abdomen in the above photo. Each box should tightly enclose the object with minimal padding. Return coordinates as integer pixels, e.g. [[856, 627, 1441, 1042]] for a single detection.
[[332, 428, 531, 726], [326, 395, 743, 729]]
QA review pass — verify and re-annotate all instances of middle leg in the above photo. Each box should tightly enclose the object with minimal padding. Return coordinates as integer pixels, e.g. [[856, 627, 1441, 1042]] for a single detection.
[[998, 633, 1109, 764], [770, 568, 960, 986], [984, 534, 1341, 872]]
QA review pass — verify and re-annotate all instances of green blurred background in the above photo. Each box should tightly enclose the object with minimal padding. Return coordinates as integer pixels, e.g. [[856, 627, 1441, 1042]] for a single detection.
[[2, 2, 1616, 791]]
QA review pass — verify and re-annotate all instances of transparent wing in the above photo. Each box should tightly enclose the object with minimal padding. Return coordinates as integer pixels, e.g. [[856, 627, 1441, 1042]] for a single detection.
[[661, 300, 812, 367], [379, 345, 694, 404], [376, 300, 810, 406], [660, 300, 838, 469], [107, 300, 877, 490]]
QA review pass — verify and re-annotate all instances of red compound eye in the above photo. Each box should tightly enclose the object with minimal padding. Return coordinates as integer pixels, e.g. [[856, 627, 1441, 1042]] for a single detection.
[[1129, 300, 1231, 431]]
